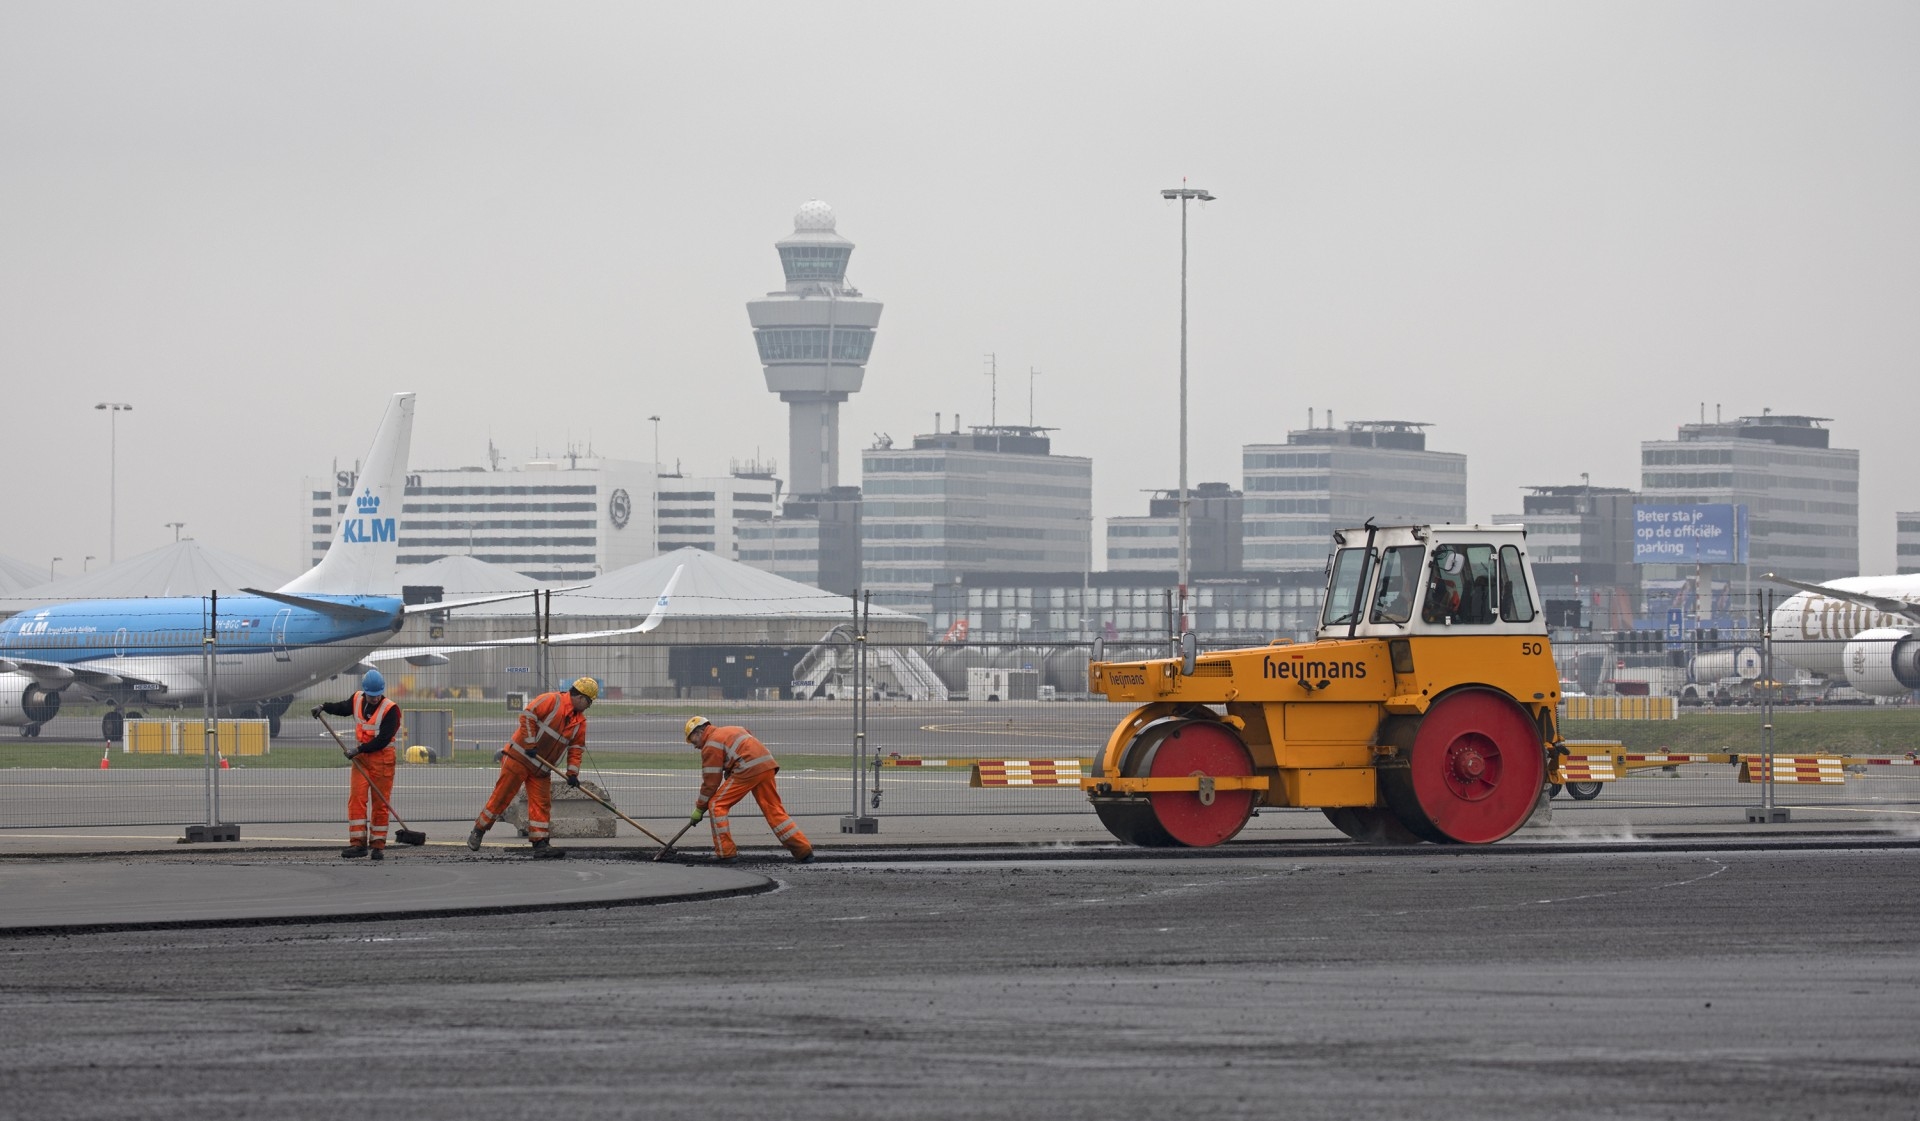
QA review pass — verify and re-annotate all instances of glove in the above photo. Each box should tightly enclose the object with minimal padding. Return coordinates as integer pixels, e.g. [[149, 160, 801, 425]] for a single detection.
[[690, 808, 705, 824], [565, 773, 580, 788], [310, 706, 323, 719]]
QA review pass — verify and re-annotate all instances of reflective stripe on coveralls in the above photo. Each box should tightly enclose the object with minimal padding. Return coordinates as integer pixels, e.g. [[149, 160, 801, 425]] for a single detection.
[[696, 726, 810, 860]]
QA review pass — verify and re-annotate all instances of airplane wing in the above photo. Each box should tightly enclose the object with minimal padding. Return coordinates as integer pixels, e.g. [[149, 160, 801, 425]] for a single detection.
[[400, 585, 590, 616], [1764, 573, 1920, 625], [366, 565, 683, 666], [0, 656, 168, 694]]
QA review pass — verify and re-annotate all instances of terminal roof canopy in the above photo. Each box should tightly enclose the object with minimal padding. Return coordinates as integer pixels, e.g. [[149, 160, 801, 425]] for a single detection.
[[0, 553, 43, 595], [397, 554, 544, 595], [3, 541, 293, 605], [549, 546, 910, 620]]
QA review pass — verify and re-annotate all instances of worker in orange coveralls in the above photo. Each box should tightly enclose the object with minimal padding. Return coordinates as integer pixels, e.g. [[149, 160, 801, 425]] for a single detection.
[[683, 716, 814, 863], [466, 677, 597, 858], [313, 669, 401, 861]]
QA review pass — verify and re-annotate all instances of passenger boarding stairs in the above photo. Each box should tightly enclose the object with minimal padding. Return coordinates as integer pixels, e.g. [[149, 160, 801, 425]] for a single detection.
[[789, 628, 949, 701]]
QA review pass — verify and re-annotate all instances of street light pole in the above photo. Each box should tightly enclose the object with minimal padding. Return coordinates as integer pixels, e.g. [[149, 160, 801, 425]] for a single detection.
[[166, 522, 185, 542], [648, 415, 662, 557], [95, 402, 133, 563], [1160, 185, 1213, 634]]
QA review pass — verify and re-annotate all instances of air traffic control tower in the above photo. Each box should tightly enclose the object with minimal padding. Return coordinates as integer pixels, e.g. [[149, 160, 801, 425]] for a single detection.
[[747, 200, 882, 497]]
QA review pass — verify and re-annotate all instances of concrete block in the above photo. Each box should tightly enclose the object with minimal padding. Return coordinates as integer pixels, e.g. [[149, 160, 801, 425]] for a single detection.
[[504, 780, 619, 838]]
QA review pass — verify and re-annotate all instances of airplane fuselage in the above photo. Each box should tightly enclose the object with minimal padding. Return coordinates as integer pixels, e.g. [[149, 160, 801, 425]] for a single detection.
[[0, 594, 404, 711], [1768, 575, 1920, 683]]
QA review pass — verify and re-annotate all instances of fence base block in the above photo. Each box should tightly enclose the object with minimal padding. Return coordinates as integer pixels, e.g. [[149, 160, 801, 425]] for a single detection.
[[840, 815, 879, 834], [181, 824, 241, 843], [1745, 806, 1791, 823]]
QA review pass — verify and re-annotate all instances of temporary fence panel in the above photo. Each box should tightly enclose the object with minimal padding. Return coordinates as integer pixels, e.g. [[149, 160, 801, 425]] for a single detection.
[[2, 627, 1916, 832]]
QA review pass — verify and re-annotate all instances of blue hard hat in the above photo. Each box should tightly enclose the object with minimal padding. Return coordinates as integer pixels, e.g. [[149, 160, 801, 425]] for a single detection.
[[362, 669, 386, 696]]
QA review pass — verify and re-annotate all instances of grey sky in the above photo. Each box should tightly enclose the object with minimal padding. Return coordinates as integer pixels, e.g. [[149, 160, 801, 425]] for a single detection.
[[3, 2, 1914, 578]]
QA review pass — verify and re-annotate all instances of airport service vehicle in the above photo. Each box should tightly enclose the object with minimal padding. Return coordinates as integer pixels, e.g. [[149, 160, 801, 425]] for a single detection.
[[1084, 523, 1559, 846]]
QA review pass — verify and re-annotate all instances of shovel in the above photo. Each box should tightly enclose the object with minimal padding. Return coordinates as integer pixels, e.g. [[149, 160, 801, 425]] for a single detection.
[[318, 714, 428, 846], [651, 819, 700, 862]]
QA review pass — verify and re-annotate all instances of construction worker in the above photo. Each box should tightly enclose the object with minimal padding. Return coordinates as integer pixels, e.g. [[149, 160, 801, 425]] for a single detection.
[[467, 678, 597, 858], [684, 716, 814, 863], [312, 669, 400, 861]]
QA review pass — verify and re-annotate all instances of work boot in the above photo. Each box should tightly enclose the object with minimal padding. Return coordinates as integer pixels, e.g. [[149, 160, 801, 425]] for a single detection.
[[370, 847, 385, 862], [340, 845, 369, 859], [710, 854, 737, 864], [793, 852, 816, 865], [530, 839, 567, 859], [466, 828, 486, 852]]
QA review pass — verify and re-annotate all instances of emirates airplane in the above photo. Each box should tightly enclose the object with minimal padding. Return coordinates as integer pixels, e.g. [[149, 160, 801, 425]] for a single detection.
[[1766, 573, 1920, 696]]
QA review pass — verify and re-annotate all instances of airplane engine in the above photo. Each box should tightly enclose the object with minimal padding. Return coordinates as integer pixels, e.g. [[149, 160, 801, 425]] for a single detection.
[[1841, 628, 1920, 696], [0, 672, 62, 726]]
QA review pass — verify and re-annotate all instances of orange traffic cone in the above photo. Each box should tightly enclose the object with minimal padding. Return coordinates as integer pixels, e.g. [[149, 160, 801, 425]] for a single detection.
[[100, 742, 111, 769], [219, 756, 230, 770]]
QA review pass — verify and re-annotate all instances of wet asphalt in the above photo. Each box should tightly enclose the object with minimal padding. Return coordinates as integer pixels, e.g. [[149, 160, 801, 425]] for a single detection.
[[3, 842, 1917, 1120]]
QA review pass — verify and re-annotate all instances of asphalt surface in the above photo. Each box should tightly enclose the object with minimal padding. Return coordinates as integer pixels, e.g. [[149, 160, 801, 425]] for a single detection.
[[3, 840, 1919, 1120]]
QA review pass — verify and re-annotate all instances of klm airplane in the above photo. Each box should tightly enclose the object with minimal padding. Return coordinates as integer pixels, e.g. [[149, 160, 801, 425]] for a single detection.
[[0, 393, 647, 742]]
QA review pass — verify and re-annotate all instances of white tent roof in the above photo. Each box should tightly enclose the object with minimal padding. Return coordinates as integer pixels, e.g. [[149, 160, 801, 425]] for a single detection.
[[549, 547, 906, 620], [1, 540, 293, 605], [396, 554, 544, 595], [0, 554, 44, 595]]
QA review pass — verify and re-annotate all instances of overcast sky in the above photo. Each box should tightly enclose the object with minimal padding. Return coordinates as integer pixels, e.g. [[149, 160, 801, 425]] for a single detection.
[[2, 1, 1915, 580]]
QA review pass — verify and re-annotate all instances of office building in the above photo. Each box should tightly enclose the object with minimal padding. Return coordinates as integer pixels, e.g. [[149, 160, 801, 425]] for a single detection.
[[1241, 420, 1467, 570], [1494, 484, 1639, 630], [738, 485, 863, 595], [933, 568, 1326, 648], [862, 424, 1092, 620], [1638, 412, 1858, 594], [1898, 512, 1920, 576], [1106, 482, 1244, 573]]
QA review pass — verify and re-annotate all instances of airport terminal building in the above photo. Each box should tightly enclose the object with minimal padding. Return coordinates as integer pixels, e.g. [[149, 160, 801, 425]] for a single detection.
[[301, 458, 777, 582]]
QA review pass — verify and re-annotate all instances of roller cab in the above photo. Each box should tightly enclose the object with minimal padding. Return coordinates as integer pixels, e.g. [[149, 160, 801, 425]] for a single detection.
[[1086, 524, 1561, 846]]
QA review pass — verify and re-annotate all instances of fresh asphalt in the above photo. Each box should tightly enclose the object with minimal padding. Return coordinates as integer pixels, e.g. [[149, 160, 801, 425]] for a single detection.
[[2, 810, 1919, 1120]]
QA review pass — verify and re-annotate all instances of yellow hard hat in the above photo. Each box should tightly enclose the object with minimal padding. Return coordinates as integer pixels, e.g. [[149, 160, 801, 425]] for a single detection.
[[684, 716, 711, 743], [570, 677, 600, 700]]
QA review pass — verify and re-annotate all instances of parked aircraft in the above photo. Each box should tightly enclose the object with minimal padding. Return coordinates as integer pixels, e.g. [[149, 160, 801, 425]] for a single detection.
[[1765, 572, 1920, 697], [0, 393, 676, 741]]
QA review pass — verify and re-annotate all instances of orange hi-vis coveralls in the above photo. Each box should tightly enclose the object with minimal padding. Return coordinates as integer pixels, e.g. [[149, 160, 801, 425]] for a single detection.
[[318, 691, 400, 849], [696, 726, 812, 860], [473, 690, 586, 844]]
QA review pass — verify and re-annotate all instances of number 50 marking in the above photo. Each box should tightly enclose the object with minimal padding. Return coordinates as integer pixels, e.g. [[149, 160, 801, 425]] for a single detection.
[[1520, 641, 1544, 656]]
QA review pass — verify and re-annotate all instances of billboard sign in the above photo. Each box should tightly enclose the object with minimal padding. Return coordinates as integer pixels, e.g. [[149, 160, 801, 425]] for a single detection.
[[1633, 504, 1748, 564]]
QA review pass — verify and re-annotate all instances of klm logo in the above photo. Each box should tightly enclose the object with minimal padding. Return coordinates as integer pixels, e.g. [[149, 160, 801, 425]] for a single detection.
[[341, 488, 396, 544]]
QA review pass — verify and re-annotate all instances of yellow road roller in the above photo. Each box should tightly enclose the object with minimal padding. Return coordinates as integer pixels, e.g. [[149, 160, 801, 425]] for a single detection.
[[1085, 523, 1561, 846]]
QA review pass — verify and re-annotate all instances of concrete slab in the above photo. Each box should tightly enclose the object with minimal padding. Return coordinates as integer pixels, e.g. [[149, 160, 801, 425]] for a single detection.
[[0, 853, 771, 934]]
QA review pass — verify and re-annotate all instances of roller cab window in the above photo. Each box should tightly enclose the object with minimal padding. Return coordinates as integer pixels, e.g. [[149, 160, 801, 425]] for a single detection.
[[1370, 545, 1425, 625], [1422, 544, 1499, 625], [1321, 547, 1372, 628]]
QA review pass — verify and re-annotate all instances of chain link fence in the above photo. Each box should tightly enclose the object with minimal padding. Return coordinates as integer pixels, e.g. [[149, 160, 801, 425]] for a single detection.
[[2, 620, 1916, 832]]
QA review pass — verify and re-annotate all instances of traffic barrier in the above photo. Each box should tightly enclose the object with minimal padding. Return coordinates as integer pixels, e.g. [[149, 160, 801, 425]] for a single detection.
[[1739, 756, 1845, 784], [969, 760, 1087, 787]]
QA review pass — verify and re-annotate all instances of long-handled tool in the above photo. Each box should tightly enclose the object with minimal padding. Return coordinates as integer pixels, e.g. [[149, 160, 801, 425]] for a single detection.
[[651, 818, 700, 862], [318, 714, 428, 846], [520, 751, 673, 848]]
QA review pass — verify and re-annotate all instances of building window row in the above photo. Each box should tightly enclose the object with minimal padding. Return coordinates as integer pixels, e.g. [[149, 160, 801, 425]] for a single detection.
[[406, 485, 597, 496], [404, 502, 597, 514]]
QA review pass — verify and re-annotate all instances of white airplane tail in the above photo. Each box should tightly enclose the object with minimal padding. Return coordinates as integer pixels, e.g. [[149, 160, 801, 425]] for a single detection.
[[280, 392, 416, 596]]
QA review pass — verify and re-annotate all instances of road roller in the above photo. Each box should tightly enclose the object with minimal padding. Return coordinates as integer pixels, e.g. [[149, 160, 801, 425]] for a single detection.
[[1085, 523, 1561, 846]]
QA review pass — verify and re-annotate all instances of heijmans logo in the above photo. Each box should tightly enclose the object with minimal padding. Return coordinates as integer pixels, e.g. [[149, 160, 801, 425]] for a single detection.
[[341, 488, 396, 544]]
